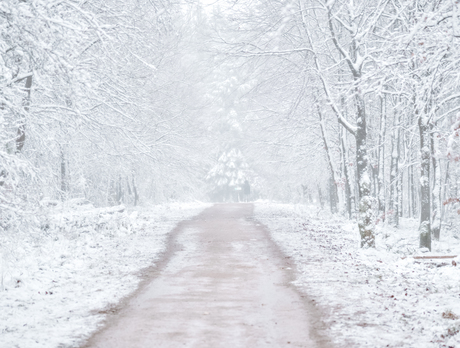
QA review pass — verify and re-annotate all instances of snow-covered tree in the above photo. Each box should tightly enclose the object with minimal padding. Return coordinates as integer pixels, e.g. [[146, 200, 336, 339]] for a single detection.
[[206, 147, 249, 202]]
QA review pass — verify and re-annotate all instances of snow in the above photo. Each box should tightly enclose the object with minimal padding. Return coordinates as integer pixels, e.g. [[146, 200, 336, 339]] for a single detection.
[[255, 202, 460, 348], [0, 202, 210, 348], [4, 201, 460, 347]]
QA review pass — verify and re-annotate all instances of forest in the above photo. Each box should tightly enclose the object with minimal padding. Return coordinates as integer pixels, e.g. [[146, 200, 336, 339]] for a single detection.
[[4, 1, 460, 347], [2, 0, 460, 254]]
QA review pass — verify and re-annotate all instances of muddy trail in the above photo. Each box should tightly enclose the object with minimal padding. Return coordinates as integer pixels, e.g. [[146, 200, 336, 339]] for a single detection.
[[81, 203, 329, 348]]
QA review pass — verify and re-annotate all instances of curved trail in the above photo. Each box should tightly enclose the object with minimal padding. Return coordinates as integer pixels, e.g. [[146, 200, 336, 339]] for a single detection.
[[82, 204, 327, 348]]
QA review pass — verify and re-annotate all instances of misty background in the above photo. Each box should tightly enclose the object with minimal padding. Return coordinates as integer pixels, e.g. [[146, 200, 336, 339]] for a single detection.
[[2, 0, 460, 249]]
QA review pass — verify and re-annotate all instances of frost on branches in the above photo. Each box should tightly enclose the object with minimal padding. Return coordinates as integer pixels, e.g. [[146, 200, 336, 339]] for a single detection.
[[206, 147, 249, 202]]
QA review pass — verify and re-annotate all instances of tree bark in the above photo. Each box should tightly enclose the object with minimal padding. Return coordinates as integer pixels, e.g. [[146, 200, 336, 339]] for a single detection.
[[16, 75, 33, 154], [317, 104, 339, 213], [396, 118, 401, 222], [132, 175, 139, 206], [378, 95, 386, 221], [431, 132, 442, 240], [419, 116, 431, 250], [441, 161, 449, 224], [411, 162, 418, 218], [60, 148, 67, 200], [389, 110, 400, 227], [341, 128, 352, 218], [356, 93, 375, 247], [318, 186, 324, 209]]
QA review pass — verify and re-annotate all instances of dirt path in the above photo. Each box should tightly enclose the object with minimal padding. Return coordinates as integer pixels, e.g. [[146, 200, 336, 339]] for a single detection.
[[82, 204, 327, 348]]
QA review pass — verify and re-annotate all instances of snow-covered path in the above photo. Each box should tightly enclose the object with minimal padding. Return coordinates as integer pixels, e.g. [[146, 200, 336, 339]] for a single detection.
[[82, 204, 327, 348], [0, 202, 210, 348]]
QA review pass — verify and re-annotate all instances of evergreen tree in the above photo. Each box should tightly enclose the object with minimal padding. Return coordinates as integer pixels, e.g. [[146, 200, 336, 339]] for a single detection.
[[206, 147, 249, 202]]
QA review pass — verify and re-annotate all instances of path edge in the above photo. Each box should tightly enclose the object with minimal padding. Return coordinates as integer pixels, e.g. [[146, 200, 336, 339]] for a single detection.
[[78, 205, 215, 348], [248, 203, 333, 348]]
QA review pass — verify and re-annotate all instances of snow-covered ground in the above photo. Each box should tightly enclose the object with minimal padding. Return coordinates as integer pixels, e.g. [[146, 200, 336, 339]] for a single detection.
[[255, 202, 460, 348], [0, 201, 210, 348]]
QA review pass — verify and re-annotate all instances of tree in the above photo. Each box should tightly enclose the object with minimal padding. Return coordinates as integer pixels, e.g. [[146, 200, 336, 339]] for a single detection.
[[206, 147, 249, 202]]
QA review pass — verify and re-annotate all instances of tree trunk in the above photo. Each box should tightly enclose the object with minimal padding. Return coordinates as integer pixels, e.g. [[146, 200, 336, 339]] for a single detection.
[[16, 75, 33, 154], [301, 184, 307, 204], [408, 164, 413, 218], [377, 96, 386, 222], [132, 175, 139, 206], [411, 162, 418, 218], [431, 132, 442, 240], [389, 127, 397, 225], [441, 161, 449, 224], [341, 128, 352, 218], [116, 175, 124, 204], [317, 104, 339, 213], [370, 148, 378, 199], [318, 186, 324, 209], [60, 148, 67, 200], [356, 94, 375, 248], [399, 170, 403, 218], [419, 116, 431, 250], [329, 176, 338, 213], [410, 109, 418, 218], [396, 121, 402, 221], [389, 110, 400, 227]]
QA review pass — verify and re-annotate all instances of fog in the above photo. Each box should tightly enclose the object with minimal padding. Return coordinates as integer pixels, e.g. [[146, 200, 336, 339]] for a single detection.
[[2, 0, 460, 346]]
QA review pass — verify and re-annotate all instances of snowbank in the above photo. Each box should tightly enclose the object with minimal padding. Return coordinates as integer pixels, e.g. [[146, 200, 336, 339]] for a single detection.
[[0, 202, 210, 348], [255, 202, 460, 348]]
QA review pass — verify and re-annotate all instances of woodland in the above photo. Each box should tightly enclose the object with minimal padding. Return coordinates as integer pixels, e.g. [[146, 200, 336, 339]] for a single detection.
[[2, 0, 460, 252]]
